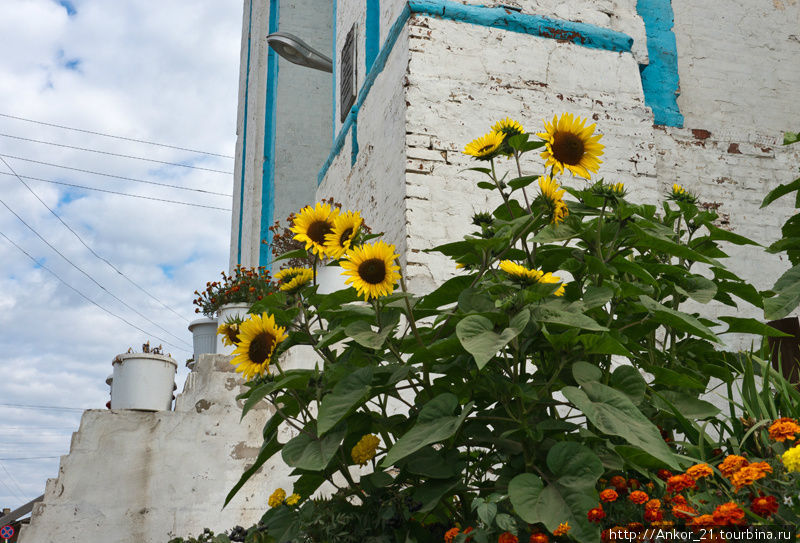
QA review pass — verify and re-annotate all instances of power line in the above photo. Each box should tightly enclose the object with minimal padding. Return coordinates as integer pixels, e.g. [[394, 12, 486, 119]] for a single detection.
[[0, 471, 23, 502], [0, 153, 231, 196], [0, 230, 190, 353], [0, 172, 231, 211], [2, 157, 194, 324], [0, 112, 235, 159], [0, 457, 61, 461], [0, 404, 85, 412], [0, 133, 233, 175], [0, 460, 27, 500]]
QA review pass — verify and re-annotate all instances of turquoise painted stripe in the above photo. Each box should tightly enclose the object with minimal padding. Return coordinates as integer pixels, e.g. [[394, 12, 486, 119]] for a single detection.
[[366, 0, 380, 70], [259, 0, 280, 267], [351, 107, 359, 166], [410, 0, 632, 53], [636, 0, 684, 127], [318, 1, 634, 184], [236, 0, 254, 265]]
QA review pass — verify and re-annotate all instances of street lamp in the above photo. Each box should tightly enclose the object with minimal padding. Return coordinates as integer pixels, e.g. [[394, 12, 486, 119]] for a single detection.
[[266, 32, 333, 73]]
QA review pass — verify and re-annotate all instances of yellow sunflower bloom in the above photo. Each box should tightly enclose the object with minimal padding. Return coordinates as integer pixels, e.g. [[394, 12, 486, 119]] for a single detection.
[[290, 202, 339, 257], [351, 434, 380, 466], [275, 267, 314, 292], [217, 321, 240, 347], [499, 260, 565, 296], [230, 313, 288, 380], [671, 183, 697, 203], [324, 210, 363, 258], [538, 176, 569, 224], [537, 113, 604, 179], [491, 117, 525, 137], [340, 241, 401, 300], [464, 131, 504, 160]]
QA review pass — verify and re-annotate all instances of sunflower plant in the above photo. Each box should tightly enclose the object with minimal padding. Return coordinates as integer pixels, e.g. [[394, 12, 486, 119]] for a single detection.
[[219, 115, 800, 543]]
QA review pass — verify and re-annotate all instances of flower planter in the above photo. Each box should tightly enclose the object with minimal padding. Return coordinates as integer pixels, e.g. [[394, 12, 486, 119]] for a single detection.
[[216, 302, 251, 355], [188, 317, 217, 360], [316, 265, 349, 295], [111, 353, 177, 411]]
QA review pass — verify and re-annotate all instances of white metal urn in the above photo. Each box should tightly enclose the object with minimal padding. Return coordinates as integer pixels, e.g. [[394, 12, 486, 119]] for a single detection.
[[111, 352, 177, 411], [188, 317, 218, 360]]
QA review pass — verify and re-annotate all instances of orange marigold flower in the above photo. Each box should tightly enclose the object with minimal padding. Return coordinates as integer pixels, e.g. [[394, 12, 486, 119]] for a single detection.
[[529, 533, 549, 543], [731, 465, 769, 489], [712, 502, 746, 526], [750, 494, 779, 518], [587, 506, 606, 523], [498, 532, 518, 543], [645, 499, 661, 511], [672, 503, 697, 520], [656, 469, 673, 481], [600, 488, 619, 502], [670, 494, 688, 506], [666, 474, 696, 494], [445, 528, 460, 543], [718, 455, 748, 478], [609, 475, 627, 491], [750, 461, 773, 475], [553, 522, 570, 537], [690, 515, 716, 529], [686, 463, 713, 480], [629, 490, 649, 504], [768, 417, 800, 442], [644, 508, 663, 523]]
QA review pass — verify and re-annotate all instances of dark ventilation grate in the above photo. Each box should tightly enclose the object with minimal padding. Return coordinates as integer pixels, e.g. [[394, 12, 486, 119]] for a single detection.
[[340, 24, 357, 123]]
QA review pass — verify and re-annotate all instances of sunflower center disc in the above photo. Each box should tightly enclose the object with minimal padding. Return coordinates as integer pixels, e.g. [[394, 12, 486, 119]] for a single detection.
[[307, 220, 333, 244], [358, 259, 387, 284], [339, 228, 354, 247], [552, 132, 585, 165], [226, 326, 239, 344], [248, 332, 276, 365]]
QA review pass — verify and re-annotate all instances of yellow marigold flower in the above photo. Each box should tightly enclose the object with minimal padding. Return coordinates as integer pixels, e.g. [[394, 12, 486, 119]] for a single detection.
[[291, 202, 339, 257], [464, 131, 504, 159], [351, 434, 380, 466], [285, 493, 301, 506], [769, 417, 800, 442], [781, 446, 800, 473], [498, 260, 566, 296], [553, 522, 570, 537], [492, 117, 525, 136], [268, 488, 286, 508], [217, 321, 240, 347], [537, 113, 604, 179], [340, 241, 401, 300], [718, 455, 749, 478], [686, 463, 713, 480], [275, 267, 314, 292]]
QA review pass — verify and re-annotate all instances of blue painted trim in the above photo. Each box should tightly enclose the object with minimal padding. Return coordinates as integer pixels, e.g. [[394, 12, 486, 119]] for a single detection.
[[259, 0, 280, 267], [350, 106, 359, 166], [636, 0, 683, 127], [318, 1, 635, 184], [366, 0, 380, 71], [410, 0, 632, 53], [236, 0, 254, 265], [332, 0, 337, 142]]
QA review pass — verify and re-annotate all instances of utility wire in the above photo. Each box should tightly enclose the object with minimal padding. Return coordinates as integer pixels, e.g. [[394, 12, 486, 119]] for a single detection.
[[0, 457, 61, 461], [0, 403, 86, 412], [0, 472, 23, 501], [0, 153, 231, 196], [0, 133, 233, 175], [3, 156, 197, 323], [0, 230, 190, 352], [0, 172, 231, 211], [0, 112, 235, 159], [0, 460, 27, 499]]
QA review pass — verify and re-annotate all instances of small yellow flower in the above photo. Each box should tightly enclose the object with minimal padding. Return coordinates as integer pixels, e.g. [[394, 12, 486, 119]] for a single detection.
[[782, 446, 800, 473], [464, 132, 504, 159], [351, 434, 380, 466], [268, 488, 286, 508], [553, 522, 570, 536], [670, 183, 697, 203], [286, 493, 301, 506]]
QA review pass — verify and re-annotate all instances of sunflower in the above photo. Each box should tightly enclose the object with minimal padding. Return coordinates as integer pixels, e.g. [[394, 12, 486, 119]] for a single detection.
[[670, 183, 697, 203], [340, 240, 401, 300], [274, 267, 314, 292], [217, 321, 240, 347], [537, 113, 604, 179], [492, 117, 525, 137], [498, 260, 566, 296], [324, 210, 363, 258], [230, 313, 288, 380], [464, 131, 504, 160], [290, 202, 339, 257], [538, 176, 569, 224]]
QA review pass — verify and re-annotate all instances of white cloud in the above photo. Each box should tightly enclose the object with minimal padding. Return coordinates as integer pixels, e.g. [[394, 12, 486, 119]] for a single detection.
[[0, 0, 242, 507]]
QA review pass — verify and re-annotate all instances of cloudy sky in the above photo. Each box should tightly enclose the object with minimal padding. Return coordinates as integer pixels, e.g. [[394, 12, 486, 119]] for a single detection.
[[0, 0, 241, 508]]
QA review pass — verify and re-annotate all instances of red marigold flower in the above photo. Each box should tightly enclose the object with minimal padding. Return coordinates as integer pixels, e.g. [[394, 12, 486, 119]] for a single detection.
[[656, 469, 673, 481], [463, 527, 474, 542], [444, 528, 459, 543], [529, 533, 549, 543], [718, 455, 748, 478], [666, 474, 696, 494], [644, 508, 663, 523], [553, 522, 570, 537], [686, 463, 713, 480], [670, 494, 688, 507], [587, 506, 606, 523], [712, 502, 746, 526], [609, 475, 627, 491], [599, 488, 619, 502], [750, 494, 779, 518], [628, 478, 641, 490], [629, 490, 649, 504], [498, 532, 518, 543], [768, 417, 800, 442], [672, 503, 697, 520], [645, 499, 661, 511]]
